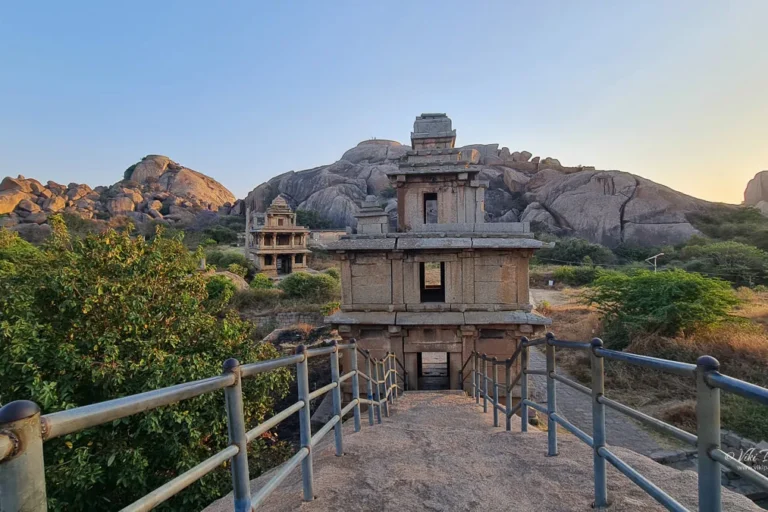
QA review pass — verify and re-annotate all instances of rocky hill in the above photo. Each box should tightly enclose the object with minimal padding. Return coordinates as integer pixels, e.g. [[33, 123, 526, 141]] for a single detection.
[[0, 155, 242, 240], [245, 140, 719, 248]]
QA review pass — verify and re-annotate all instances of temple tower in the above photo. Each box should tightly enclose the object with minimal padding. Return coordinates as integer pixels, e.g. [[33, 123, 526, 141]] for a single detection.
[[326, 113, 550, 397], [246, 195, 310, 277]]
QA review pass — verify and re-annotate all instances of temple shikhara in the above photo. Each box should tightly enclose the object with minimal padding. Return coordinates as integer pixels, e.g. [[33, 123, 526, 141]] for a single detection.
[[326, 113, 551, 396], [245, 195, 310, 277]]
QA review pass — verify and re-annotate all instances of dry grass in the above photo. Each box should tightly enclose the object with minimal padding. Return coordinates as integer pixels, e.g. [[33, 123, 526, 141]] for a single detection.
[[544, 286, 768, 440]]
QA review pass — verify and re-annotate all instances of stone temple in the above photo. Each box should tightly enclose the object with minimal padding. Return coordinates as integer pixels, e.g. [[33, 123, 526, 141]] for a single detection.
[[326, 113, 551, 396], [245, 195, 310, 277]]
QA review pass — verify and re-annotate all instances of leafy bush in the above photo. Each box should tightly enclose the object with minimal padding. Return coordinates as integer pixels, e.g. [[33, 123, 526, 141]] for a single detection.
[[202, 225, 239, 245], [324, 267, 340, 280], [673, 240, 768, 287], [535, 237, 616, 266], [206, 250, 256, 279], [688, 205, 768, 251], [295, 209, 333, 229], [205, 274, 237, 308], [553, 265, 608, 286], [231, 288, 283, 310], [320, 301, 341, 316], [584, 269, 739, 348], [0, 219, 291, 511], [227, 263, 248, 278], [278, 272, 340, 303], [250, 273, 274, 290]]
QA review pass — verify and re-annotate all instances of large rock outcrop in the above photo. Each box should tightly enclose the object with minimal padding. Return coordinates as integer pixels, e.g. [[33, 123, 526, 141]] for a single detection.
[[0, 156, 243, 239], [245, 141, 717, 247]]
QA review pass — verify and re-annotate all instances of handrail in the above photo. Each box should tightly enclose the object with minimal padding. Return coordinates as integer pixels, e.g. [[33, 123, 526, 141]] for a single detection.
[[467, 332, 768, 512], [0, 339, 406, 511]]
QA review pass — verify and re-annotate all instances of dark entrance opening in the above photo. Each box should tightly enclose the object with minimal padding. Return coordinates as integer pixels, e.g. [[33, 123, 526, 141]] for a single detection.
[[277, 255, 292, 275], [417, 352, 449, 390]]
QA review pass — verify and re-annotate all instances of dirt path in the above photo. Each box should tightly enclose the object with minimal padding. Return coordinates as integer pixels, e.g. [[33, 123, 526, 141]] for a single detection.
[[205, 392, 758, 511]]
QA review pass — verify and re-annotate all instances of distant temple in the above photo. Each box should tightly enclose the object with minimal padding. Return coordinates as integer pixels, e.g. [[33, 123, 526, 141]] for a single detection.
[[326, 113, 551, 394], [245, 195, 310, 277]]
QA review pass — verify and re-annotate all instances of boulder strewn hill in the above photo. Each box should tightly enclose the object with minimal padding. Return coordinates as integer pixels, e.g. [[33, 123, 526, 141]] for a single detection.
[[0, 155, 243, 239], [245, 140, 717, 247]]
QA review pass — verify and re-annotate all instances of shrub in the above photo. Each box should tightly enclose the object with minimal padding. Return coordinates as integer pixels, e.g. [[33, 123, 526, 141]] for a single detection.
[[231, 288, 283, 310], [250, 273, 274, 290], [202, 225, 239, 245], [536, 237, 616, 266], [278, 272, 340, 303], [227, 263, 248, 278], [0, 218, 292, 510], [324, 267, 340, 280], [674, 240, 768, 287], [584, 269, 739, 348], [553, 265, 606, 286], [206, 250, 256, 278], [320, 301, 341, 316]]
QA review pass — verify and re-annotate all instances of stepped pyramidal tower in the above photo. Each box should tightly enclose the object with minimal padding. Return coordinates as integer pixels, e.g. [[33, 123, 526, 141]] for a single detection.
[[326, 113, 551, 395]]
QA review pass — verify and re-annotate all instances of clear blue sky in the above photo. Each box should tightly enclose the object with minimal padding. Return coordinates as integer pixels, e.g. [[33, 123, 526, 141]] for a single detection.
[[2, 1, 766, 203]]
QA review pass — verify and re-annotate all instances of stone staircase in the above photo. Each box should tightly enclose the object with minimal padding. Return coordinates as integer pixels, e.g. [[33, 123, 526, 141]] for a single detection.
[[205, 392, 760, 511]]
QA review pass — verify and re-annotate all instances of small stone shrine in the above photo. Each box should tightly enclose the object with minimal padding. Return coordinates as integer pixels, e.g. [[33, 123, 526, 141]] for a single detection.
[[245, 195, 310, 277]]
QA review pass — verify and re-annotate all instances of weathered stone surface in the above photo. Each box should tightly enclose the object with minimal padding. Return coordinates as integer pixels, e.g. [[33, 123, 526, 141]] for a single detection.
[[124, 211, 152, 224], [502, 168, 530, 193], [0, 190, 29, 215], [744, 171, 768, 205], [121, 188, 143, 204], [0, 213, 19, 227], [16, 199, 40, 213], [520, 202, 556, 229], [107, 196, 135, 214], [10, 222, 52, 243], [148, 208, 163, 219], [42, 195, 66, 212], [0, 176, 32, 193], [22, 212, 48, 224], [66, 184, 92, 201]]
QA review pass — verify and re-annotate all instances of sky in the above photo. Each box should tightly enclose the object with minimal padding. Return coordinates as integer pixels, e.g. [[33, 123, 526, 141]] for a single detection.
[[1, 1, 767, 204]]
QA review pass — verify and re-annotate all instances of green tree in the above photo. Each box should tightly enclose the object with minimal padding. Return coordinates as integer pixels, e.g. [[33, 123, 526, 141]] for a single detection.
[[674, 240, 768, 287], [249, 273, 274, 290], [0, 219, 291, 511], [584, 269, 739, 348], [278, 271, 340, 302]]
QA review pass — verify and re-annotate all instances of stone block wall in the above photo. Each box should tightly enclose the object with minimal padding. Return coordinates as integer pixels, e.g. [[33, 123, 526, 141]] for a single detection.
[[339, 249, 531, 312], [396, 175, 485, 231]]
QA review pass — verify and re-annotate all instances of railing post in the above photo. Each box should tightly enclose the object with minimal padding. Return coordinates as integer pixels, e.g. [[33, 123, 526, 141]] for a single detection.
[[697, 356, 721, 512], [0, 400, 47, 512], [366, 354, 376, 425], [392, 354, 399, 400], [295, 345, 315, 501], [546, 332, 558, 456], [374, 360, 384, 422], [470, 351, 476, 401], [387, 354, 394, 405], [330, 341, 344, 456], [505, 358, 512, 431], [223, 359, 253, 512], [349, 342, 362, 432], [492, 357, 499, 427], [590, 339, 608, 509], [472, 350, 480, 405], [521, 337, 529, 433], [380, 360, 390, 418], [482, 354, 489, 414]]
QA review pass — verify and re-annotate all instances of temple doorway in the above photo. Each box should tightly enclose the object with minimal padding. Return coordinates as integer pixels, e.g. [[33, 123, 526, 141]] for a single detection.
[[277, 255, 292, 275], [417, 352, 449, 390]]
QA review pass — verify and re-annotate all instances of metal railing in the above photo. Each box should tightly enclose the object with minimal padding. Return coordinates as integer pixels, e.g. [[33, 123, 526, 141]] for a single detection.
[[464, 332, 768, 512], [0, 341, 405, 511]]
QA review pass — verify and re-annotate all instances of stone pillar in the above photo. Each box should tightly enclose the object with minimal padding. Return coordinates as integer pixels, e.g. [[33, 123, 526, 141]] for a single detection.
[[405, 352, 418, 391], [448, 350, 463, 390], [244, 206, 250, 258]]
